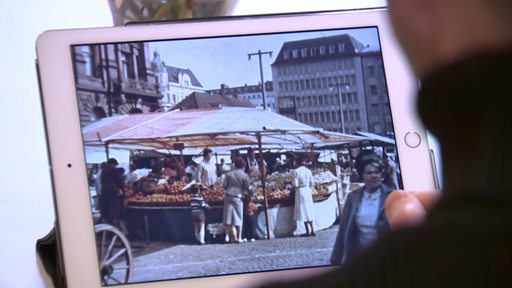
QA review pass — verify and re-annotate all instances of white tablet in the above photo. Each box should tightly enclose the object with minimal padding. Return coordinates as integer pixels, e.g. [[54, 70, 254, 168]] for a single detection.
[[36, 8, 438, 288]]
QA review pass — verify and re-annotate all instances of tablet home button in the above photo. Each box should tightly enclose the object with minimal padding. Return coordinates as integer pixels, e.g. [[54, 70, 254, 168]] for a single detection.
[[404, 131, 422, 148]]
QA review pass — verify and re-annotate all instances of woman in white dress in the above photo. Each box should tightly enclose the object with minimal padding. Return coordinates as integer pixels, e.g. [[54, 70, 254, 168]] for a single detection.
[[293, 155, 315, 236]]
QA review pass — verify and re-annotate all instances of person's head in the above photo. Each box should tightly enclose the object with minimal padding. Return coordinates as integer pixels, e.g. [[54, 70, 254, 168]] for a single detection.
[[247, 147, 255, 159], [190, 184, 200, 195], [203, 148, 213, 160], [296, 154, 311, 167], [162, 157, 173, 169], [116, 167, 125, 176], [361, 162, 383, 192], [234, 157, 246, 170], [355, 150, 383, 189], [387, 0, 512, 78], [107, 158, 118, 167]]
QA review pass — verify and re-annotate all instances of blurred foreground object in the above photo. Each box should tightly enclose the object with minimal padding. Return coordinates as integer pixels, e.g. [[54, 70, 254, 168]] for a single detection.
[[108, 0, 239, 25], [385, 190, 441, 230]]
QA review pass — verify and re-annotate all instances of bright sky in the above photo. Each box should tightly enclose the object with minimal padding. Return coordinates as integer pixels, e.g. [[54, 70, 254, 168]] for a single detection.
[[150, 27, 380, 90]]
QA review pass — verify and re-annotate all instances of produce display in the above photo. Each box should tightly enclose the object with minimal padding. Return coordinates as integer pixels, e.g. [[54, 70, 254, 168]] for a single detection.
[[126, 169, 338, 207]]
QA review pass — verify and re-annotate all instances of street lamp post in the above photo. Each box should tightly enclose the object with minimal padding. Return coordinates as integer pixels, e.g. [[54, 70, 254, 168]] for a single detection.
[[330, 82, 350, 134], [248, 50, 272, 110]]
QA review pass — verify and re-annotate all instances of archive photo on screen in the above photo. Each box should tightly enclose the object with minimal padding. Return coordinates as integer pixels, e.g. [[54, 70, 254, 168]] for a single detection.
[[72, 26, 402, 285]]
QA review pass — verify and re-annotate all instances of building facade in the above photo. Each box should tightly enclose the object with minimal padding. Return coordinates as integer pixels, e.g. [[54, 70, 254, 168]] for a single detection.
[[207, 81, 275, 111], [151, 51, 205, 110], [271, 34, 392, 136], [73, 42, 161, 126]]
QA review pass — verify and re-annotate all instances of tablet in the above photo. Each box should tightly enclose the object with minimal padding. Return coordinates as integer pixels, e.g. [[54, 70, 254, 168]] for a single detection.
[[36, 8, 438, 288]]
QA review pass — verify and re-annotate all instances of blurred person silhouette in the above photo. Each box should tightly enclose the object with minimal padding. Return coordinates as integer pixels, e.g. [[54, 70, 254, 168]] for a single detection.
[[259, 0, 512, 287], [99, 158, 124, 228]]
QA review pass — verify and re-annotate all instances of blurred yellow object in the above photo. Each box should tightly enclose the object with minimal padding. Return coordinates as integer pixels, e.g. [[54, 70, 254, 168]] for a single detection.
[[108, 0, 239, 25]]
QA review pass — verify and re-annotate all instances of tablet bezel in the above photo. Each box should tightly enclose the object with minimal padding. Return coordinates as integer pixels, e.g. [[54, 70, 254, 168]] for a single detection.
[[36, 8, 437, 288]]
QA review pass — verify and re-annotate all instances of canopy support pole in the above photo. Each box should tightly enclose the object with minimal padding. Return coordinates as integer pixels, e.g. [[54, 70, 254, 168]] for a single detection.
[[257, 132, 271, 240], [105, 142, 110, 160]]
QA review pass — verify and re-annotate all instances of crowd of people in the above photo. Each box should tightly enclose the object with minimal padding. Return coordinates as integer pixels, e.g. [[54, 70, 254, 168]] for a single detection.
[[93, 144, 399, 253]]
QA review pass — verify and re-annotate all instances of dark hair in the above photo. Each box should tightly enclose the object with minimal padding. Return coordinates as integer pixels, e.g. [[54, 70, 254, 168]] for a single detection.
[[234, 157, 246, 169], [203, 148, 213, 157], [296, 154, 310, 166], [355, 150, 382, 176], [107, 158, 118, 166], [190, 184, 200, 194]]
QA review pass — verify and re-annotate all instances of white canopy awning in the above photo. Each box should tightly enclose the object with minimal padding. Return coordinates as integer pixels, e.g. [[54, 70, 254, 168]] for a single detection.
[[82, 107, 367, 152]]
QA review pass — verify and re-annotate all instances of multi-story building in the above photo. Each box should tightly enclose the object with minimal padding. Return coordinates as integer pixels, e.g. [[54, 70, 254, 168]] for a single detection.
[[271, 34, 392, 136], [151, 51, 205, 110], [207, 81, 275, 111], [73, 42, 161, 126]]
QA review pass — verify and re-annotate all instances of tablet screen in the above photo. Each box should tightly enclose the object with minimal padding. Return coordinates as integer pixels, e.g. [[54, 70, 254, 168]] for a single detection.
[[72, 24, 403, 285]]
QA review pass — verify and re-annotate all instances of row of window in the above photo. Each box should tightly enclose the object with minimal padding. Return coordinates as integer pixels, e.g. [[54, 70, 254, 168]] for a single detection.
[[283, 43, 347, 60], [80, 45, 144, 83], [297, 109, 361, 124], [274, 58, 356, 76], [293, 93, 359, 108], [277, 75, 357, 93]]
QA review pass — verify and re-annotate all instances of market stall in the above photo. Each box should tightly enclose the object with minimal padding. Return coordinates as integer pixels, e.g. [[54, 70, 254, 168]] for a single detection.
[[83, 107, 368, 241], [122, 167, 339, 241]]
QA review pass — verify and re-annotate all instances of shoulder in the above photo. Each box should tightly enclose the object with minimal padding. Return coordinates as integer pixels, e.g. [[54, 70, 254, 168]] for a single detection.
[[347, 187, 363, 200], [380, 184, 394, 195]]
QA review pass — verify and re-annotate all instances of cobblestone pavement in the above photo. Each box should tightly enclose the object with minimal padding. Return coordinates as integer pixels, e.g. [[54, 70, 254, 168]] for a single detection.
[[126, 224, 339, 284]]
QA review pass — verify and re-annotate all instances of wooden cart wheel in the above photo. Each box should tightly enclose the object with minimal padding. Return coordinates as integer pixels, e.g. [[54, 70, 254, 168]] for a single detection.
[[95, 224, 133, 285]]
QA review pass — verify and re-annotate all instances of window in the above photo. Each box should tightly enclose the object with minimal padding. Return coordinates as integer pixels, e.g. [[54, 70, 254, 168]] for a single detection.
[[371, 103, 380, 115], [338, 43, 346, 52], [368, 65, 376, 76], [284, 51, 290, 59], [370, 85, 378, 95], [120, 52, 132, 80], [301, 48, 308, 57], [374, 123, 383, 134], [319, 46, 326, 55], [82, 46, 95, 76], [310, 47, 316, 56], [292, 49, 298, 58], [328, 45, 335, 54]]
